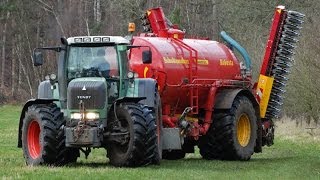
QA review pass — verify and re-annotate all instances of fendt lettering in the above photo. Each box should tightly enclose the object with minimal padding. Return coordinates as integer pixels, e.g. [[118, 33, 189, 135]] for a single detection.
[[77, 96, 91, 99]]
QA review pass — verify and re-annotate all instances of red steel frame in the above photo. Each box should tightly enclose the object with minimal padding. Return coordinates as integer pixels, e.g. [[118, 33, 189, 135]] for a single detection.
[[260, 6, 287, 76]]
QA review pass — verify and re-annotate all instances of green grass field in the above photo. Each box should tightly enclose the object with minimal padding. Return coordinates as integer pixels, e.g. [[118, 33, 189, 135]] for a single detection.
[[0, 105, 319, 179]]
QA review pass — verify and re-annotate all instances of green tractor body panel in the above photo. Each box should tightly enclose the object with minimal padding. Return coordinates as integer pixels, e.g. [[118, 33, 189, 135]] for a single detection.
[[18, 36, 157, 149]]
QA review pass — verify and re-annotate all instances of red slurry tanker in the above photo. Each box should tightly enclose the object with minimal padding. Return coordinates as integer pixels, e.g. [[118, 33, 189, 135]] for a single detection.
[[129, 6, 304, 160]]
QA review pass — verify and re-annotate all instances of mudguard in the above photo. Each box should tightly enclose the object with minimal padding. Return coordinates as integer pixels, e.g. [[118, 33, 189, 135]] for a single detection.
[[38, 80, 53, 99], [214, 89, 258, 109], [115, 97, 146, 104], [17, 99, 58, 147], [135, 78, 157, 108]]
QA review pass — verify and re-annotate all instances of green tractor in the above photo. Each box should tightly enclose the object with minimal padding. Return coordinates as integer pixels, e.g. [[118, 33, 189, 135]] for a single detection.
[[17, 36, 161, 167]]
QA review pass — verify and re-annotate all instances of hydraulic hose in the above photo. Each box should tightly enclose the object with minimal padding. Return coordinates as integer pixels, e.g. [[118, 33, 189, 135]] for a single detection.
[[220, 31, 252, 70]]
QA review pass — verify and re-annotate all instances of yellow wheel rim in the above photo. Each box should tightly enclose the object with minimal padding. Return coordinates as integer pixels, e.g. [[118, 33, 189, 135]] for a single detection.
[[237, 114, 251, 147]]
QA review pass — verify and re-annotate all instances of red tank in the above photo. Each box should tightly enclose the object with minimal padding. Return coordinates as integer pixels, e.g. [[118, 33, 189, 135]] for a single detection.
[[129, 37, 242, 112], [128, 5, 301, 157], [128, 7, 253, 137]]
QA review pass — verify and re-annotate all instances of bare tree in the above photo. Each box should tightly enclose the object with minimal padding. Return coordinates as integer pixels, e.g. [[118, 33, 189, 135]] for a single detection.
[[1, 10, 10, 90]]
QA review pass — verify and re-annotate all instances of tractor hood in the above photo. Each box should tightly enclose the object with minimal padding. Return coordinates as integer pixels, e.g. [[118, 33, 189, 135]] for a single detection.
[[67, 77, 107, 110]]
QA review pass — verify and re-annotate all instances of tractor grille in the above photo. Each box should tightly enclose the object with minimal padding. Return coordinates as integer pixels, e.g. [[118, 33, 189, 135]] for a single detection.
[[67, 80, 107, 109]]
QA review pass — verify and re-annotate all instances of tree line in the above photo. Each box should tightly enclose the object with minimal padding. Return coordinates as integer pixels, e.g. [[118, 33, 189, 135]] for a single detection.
[[0, 0, 318, 123]]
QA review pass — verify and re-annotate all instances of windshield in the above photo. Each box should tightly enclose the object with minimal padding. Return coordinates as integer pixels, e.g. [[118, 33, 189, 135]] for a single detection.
[[67, 46, 118, 80]]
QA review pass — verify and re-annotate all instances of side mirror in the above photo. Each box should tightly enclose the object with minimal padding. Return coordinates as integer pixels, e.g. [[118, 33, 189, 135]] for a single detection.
[[33, 51, 44, 66], [61, 37, 68, 45], [142, 50, 152, 64]]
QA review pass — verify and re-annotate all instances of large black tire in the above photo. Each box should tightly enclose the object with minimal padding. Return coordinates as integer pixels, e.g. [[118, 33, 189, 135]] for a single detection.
[[56, 145, 79, 165], [22, 104, 61, 165], [107, 103, 147, 167], [144, 91, 162, 165], [155, 93, 163, 161], [199, 96, 257, 161], [143, 106, 158, 165], [56, 124, 80, 165]]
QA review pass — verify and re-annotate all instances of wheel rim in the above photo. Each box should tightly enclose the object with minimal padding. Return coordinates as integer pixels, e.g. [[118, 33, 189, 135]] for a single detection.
[[237, 114, 251, 147], [27, 120, 41, 159]]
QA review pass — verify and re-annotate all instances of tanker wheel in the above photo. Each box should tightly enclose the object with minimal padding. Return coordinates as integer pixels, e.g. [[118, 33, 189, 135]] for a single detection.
[[107, 103, 147, 167], [22, 104, 62, 165], [199, 96, 257, 160], [162, 150, 186, 160]]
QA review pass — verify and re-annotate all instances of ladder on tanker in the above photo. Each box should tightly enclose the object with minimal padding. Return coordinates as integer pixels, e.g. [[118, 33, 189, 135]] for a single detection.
[[171, 38, 199, 114]]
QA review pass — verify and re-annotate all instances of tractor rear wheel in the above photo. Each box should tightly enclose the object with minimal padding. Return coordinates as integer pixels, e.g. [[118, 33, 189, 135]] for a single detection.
[[22, 104, 62, 165], [143, 105, 161, 165], [144, 91, 162, 165], [199, 96, 257, 160], [107, 103, 147, 167]]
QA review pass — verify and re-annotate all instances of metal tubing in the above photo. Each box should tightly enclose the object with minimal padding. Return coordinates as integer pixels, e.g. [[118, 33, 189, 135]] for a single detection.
[[220, 31, 252, 70], [200, 87, 217, 135], [162, 115, 177, 128]]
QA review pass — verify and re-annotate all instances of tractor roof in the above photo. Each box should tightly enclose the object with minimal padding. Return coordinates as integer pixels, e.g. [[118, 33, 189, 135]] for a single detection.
[[67, 36, 129, 45]]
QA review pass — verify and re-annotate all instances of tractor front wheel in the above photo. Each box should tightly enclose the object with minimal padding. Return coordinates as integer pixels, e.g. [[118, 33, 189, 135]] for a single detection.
[[22, 104, 62, 165], [107, 103, 147, 167]]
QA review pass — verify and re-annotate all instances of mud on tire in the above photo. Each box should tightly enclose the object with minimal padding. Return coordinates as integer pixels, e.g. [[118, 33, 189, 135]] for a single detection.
[[56, 123, 79, 165], [22, 104, 79, 166], [144, 90, 163, 164], [142, 104, 161, 165], [107, 103, 148, 167], [22, 104, 61, 165]]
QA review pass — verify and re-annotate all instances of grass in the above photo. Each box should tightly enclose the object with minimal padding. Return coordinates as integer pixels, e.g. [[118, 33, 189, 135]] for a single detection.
[[0, 105, 319, 179]]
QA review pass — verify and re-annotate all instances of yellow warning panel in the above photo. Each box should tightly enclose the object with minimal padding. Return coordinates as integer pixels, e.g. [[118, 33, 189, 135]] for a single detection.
[[257, 75, 274, 118]]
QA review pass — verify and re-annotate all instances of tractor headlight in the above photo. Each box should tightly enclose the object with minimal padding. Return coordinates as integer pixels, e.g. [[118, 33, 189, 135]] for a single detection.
[[86, 112, 100, 120], [127, 71, 134, 79], [50, 74, 57, 81], [127, 71, 138, 79], [70, 112, 99, 120], [71, 113, 83, 119]]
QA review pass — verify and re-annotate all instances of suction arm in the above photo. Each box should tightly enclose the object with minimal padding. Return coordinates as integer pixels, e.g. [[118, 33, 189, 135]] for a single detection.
[[220, 31, 252, 70]]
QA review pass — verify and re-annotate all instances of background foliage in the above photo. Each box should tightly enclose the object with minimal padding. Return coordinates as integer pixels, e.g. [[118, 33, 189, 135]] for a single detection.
[[0, 0, 318, 122]]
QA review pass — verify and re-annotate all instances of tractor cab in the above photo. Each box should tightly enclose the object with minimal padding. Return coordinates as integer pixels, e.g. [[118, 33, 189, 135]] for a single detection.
[[64, 36, 130, 103]]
